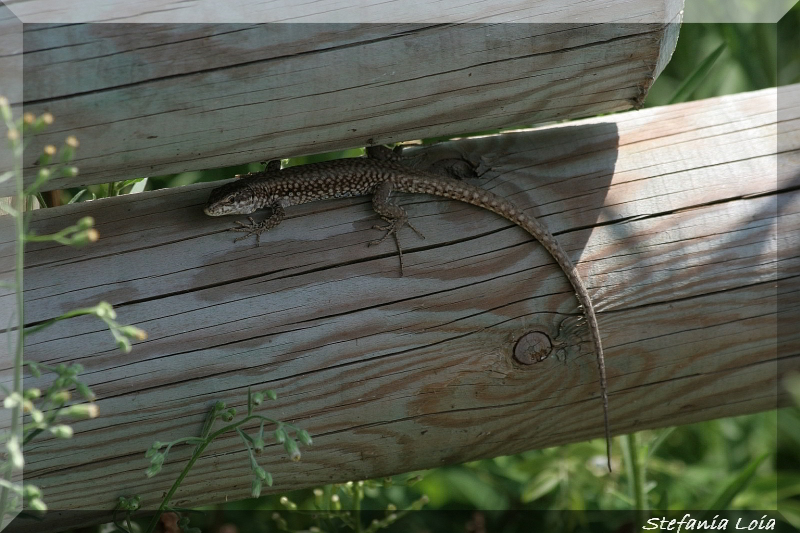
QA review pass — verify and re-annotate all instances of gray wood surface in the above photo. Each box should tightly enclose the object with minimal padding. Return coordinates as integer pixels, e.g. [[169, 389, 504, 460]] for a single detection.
[[5, 0, 682, 24], [4, 11, 682, 194], [9, 85, 794, 518]]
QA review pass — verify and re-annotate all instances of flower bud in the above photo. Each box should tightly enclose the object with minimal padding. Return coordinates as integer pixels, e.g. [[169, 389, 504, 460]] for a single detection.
[[28, 498, 47, 511], [411, 495, 430, 510], [24, 388, 41, 400], [117, 337, 132, 353], [38, 146, 55, 166], [252, 436, 265, 455], [23, 484, 42, 499], [297, 429, 313, 446], [49, 425, 74, 439], [51, 390, 71, 405], [145, 441, 162, 458], [65, 403, 99, 418], [251, 478, 262, 498], [119, 325, 147, 341], [94, 302, 116, 320], [31, 408, 44, 423], [33, 113, 53, 133], [284, 439, 301, 462], [7, 436, 23, 468], [3, 392, 22, 409], [70, 229, 99, 247], [0, 96, 11, 121], [253, 466, 267, 481], [76, 216, 94, 230], [61, 165, 79, 177]]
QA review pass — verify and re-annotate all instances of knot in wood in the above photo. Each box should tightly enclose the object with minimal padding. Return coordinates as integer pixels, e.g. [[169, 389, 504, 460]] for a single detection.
[[513, 331, 552, 365]]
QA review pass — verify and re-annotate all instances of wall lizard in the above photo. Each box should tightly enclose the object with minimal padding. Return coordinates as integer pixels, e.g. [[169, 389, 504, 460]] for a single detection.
[[204, 146, 612, 470]]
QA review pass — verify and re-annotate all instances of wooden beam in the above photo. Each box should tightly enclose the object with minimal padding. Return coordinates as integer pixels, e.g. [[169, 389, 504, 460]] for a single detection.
[[10, 85, 794, 518], [4, 10, 682, 194], [6, 0, 682, 24]]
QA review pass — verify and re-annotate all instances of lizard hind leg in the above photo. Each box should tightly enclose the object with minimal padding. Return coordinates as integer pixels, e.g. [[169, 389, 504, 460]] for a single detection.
[[369, 181, 426, 276]]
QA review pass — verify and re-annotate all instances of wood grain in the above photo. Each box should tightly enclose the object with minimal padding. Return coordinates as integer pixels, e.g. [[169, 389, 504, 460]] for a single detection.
[[4, 13, 682, 194], [6, 85, 795, 521], [5, 0, 682, 24]]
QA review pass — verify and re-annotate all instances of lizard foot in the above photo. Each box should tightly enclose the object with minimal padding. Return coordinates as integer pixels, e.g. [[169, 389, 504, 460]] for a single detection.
[[230, 217, 267, 246], [369, 217, 425, 246], [368, 217, 425, 277]]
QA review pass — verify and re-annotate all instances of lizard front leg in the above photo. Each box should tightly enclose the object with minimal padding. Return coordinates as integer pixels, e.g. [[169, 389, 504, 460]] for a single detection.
[[369, 181, 425, 276], [229, 202, 286, 246]]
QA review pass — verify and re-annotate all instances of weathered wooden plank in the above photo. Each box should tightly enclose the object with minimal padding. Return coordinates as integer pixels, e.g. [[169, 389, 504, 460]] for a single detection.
[[5, 0, 682, 24], [8, 86, 792, 519], [3, 10, 682, 194], [15, 87, 783, 325]]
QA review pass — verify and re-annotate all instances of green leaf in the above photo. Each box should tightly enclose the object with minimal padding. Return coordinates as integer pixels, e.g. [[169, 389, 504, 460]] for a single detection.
[[668, 42, 727, 104], [130, 177, 148, 194], [521, 470, 560, 503], [646, 427, 677, 460], [67, 189, 89, 204], [702, 452, 770, 515]]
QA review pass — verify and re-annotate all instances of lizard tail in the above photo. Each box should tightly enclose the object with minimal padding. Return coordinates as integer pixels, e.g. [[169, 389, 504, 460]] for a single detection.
[[509, 210, 612, 473], [404, 174, 612, 470]]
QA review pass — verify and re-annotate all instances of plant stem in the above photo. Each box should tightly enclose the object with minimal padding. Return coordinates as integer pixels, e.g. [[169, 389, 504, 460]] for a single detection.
[[0, 128, 25, 526], [143, 438, 211, 533], [625, 433, 648, 529], [143, 413, 285, 533], [353, 483, 362, 533]]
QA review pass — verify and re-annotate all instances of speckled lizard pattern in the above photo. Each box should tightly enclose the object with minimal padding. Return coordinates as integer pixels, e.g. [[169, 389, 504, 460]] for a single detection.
[[204, 147, 611, 470]]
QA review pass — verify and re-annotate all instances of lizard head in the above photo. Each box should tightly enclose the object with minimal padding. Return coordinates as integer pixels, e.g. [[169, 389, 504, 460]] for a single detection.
[[204, 180, 262, 216]]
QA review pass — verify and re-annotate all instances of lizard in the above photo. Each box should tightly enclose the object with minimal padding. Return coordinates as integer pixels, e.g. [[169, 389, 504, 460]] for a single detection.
[[203, 146, 612, 470]]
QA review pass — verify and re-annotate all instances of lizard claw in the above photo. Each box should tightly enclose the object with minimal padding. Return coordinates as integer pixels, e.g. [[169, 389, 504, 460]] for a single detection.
[[230, 216, 265, 246], [368, 217, 425, 246], [368, 216, 426, 277]]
